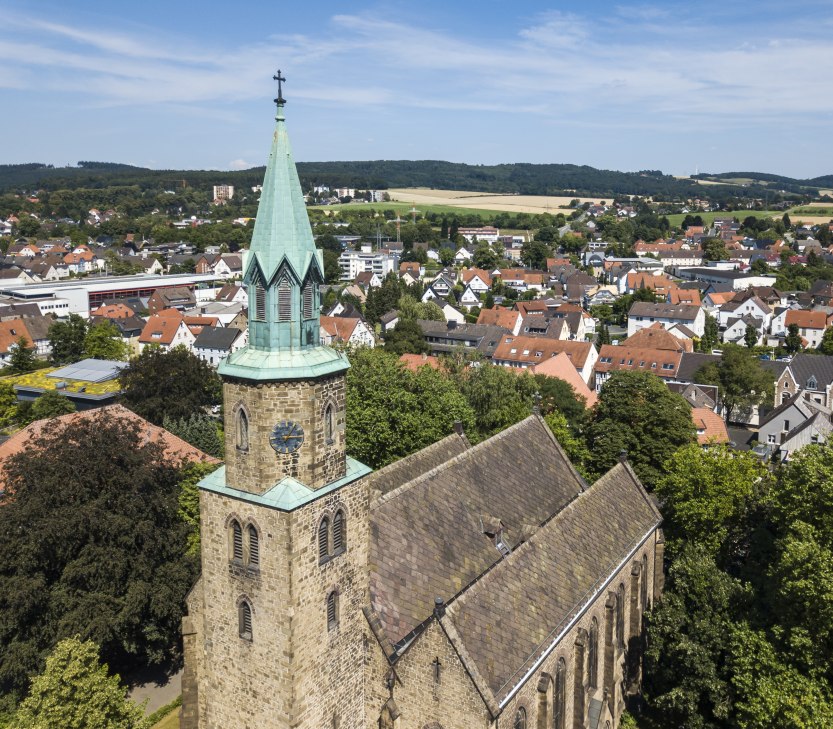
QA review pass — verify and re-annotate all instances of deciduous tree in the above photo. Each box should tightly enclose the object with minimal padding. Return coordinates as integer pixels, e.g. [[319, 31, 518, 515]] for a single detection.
[[695, 343, 774, 423], [83, 320, 129, 361], [120, 345, 221, 426], [48, 313, 88, 365], [0, 410, 197, 695], [10, 637, 147, 729]]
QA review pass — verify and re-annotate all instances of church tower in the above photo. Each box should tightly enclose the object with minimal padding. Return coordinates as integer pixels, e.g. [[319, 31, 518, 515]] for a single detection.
[[182, 73, 372, 729]]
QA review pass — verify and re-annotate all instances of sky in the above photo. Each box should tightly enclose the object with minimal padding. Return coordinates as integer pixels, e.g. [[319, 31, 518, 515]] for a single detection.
[[1, 0, 832, 179]]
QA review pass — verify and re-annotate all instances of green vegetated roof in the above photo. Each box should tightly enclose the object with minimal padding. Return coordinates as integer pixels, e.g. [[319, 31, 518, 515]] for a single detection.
[[2, 368, 123, 396]]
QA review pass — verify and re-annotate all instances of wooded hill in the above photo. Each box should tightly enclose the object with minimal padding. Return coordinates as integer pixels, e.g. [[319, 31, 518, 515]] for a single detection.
[[0, 160, 828, 203]]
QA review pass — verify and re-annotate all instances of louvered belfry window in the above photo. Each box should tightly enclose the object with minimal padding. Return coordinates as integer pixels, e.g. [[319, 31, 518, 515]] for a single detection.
[[278, 278, 292, 322], [254, 282, 266, 321], [302, 282, 314, 320], [248, 525, 259, 567], [333, 510, 345, 554], [318, 517, 330, 562], [232, 520, 243, 562]]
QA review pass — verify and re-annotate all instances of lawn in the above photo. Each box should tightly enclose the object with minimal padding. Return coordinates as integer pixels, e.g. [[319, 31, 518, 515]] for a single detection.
[[151, 711, 179, 729], [663, 209, 781, 228]]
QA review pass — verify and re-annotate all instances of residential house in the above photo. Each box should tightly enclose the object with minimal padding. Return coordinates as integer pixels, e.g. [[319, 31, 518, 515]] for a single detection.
[[0, 319, 34, 367], [594, 345, 682, 392], [138, 312, 196, 352], [757, 393, 833, 461], [417, 320, 509, 360], [692, 408, 730, 445], [773, 353, 833, 407], [492, 335, 598, 384], [723, 315, 766, 346], [215, 284, 248, 305], [354, 271, 382, 290], [461, 268, 492, 294], [717, 295, 772, 331], [147, 286, 197, 314], [622, 324, 693, 353], [192, 326, 246, 367], [529, 351, 598, 407], [476, 307, 523, 336], [627, 302, 705, 338], [319, 316, 376, 348], [783, 309, 832, 349], [379, 310, 400, 334]]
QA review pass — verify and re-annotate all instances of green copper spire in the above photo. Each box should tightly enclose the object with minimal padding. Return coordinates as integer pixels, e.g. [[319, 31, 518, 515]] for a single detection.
[[219, 72, 348, 381]]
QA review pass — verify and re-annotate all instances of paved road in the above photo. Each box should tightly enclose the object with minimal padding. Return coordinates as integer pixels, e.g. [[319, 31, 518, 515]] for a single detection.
[[128, 668, 182, 715]]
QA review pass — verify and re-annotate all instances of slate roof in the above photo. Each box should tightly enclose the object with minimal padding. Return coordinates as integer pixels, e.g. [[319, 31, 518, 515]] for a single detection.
[[193, 326, 241, 351], [443, 459, 660, 704], [368, 416, 587, 650], [369, 431, 470, 497], [629, 302, 701, 322], [676, 352, 721, 383], [788, 353, 833, 390]]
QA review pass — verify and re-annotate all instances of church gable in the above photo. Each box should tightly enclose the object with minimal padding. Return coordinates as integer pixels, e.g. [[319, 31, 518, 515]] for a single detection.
[[445, 461, 661, 704], [369, 416, 587, 649]]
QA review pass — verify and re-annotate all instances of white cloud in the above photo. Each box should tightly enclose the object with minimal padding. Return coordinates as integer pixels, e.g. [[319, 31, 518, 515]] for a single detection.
[[229, 159, 254, 170]]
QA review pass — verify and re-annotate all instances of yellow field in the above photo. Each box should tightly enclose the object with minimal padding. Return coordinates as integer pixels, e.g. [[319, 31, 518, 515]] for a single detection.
[[386, 188, 607, 214]]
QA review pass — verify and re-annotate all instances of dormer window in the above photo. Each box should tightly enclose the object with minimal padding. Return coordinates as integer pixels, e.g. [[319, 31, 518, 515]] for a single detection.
[[808, 376, 818, 389], [495, 529, 511, 557]]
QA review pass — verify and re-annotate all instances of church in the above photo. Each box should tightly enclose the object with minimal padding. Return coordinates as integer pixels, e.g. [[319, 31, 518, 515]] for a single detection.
[[180, 75, 664, 729]]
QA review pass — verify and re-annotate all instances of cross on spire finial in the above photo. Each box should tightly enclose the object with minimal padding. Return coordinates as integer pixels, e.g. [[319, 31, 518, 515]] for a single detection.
[[273, 69, 286, 107]]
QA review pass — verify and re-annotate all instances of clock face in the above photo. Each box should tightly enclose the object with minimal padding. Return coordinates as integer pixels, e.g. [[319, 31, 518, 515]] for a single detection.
[[270, 420, 305, 454]]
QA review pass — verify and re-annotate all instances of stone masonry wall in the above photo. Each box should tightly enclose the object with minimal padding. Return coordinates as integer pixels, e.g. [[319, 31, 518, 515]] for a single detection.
[[223, 373, 347, 494], [289, 475, 370, 728], [196, 490, 294, 727]]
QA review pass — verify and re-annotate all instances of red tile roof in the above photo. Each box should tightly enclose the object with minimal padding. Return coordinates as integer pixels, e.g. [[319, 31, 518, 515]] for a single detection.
[[785, 309, 831, 330], [692, 408, 730, 445], [492, 335, 594, 369], [596, 344, 682, 378]]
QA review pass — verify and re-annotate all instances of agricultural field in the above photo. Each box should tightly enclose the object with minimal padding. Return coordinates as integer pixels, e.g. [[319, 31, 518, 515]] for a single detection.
[[309, 200, 506, 218], [787, 203, 833, 225], [386, 188, 607, 214]]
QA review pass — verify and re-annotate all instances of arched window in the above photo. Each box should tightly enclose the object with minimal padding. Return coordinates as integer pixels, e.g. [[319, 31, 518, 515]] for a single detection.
[[554, 658, 566, 729], [588, 618, 599, 689], [236, 408, 249, 451], [616, 584, 625, 648], [513, 707, 526, 729], [327, 590, 339, 631], [318, 516, 330, 563], [248, 525, 260, 567], [325, 403, 334, 444], [231, 520, 243, 563], [333, 510, 346, 555], [641, 554, 649, 610], [238, 599, 252, 640], [302, 281, 315, 320], [278, 277, 292, 322]]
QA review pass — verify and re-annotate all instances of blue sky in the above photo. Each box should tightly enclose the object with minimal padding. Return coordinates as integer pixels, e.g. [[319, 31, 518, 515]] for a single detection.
[[1, 0, 832, 178]]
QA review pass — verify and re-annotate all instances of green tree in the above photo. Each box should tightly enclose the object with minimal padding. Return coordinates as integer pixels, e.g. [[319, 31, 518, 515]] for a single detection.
[[177, 461, 221, 558], [10, 637, 147, 729], [84, 320, 129, 361], [0, 410, 197, 694], [728, 622, 833, 729], [586, 371, 695, 487], [15, 215, 41, 238], [520, 239, 550, 270], [0, 381, 18, 425], [784, 322, 803, 354], [596, 322, 611, 346], [695, 343, 774, 423], [544, 410, 591, 479], [163, 413, 224, 459], [699, 313, 719, 352], [383, 318, 430, 356], [458, 364, 533, 440], [364, 273, 404, 325], [818, 326, 833, 355], [471, 241, 501, 270], [48, 313, 88, 365], [702, 237, 729, 261], [26, 391, 76, 423], [744, 323, 759, 348], [396, 294, 444, 322], [7, 336, 37, 374], [656, 444, 768, 557], [345, 348, 474, 468], [644, 544, 751, 729], [120, 346, 221, 426], [438, 247, 454, 267]]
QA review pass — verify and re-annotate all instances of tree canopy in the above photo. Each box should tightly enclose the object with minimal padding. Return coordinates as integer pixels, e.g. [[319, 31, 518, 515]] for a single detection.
[[119, 345, 221, 425], [0, 410, 197, 696], [9, 638, 147, 729], [586, 370, 695, 487], [695, 343, 774, 423]]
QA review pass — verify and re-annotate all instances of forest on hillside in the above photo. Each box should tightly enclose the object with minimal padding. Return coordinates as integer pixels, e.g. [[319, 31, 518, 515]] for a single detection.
[[0, 160, 826, 204]]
